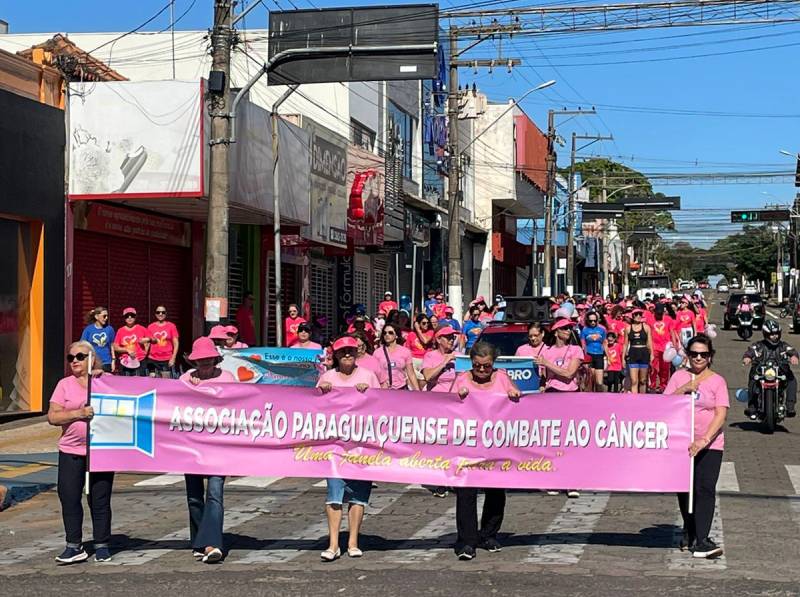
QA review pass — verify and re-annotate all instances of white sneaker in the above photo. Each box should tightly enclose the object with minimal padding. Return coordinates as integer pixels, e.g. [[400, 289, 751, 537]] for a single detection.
[[566, 490, 581, 498]]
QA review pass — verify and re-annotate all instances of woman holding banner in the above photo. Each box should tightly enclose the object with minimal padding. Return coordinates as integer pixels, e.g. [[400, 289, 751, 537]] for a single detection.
[[422, 326, 461, 392], [374, 323, 419, 391], [351, 331, 382, 378], [47, 341, 114, 564], [316, 336, 380, 561], [534, 319, 584, 394], [664, 334, 728, 559], [451, 341, 520, 560], [179, 336, 236, 563]]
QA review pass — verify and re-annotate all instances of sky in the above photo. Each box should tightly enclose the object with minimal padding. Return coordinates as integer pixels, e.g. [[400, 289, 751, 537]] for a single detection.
[[3, 0, 800, 248]]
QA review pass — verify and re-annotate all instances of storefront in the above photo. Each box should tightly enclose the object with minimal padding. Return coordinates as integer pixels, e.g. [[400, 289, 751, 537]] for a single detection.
[[0, 87, 65, 415]]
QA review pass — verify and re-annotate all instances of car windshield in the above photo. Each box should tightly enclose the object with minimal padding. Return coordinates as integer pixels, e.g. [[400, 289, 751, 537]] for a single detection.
[[637, 276, 670, 289], [477, 331, 527, 357]]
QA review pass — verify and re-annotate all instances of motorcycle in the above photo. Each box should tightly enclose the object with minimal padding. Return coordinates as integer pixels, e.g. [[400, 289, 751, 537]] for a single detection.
[[737, 312, 754, 340], [751, 359, 788, 433]]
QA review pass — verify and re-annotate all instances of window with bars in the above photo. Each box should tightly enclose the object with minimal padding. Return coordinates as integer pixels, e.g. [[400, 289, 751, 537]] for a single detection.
[[371, 258, 389, 315], [354, 268, 369, 312], [310, 261, 335, 340], [350, 119, 376, 152]]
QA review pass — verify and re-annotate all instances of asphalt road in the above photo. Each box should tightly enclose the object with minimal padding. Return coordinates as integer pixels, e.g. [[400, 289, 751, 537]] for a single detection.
[[1, 293, 799, 596]]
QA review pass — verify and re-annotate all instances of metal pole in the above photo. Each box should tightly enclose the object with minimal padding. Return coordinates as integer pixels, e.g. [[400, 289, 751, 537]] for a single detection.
[[446, 28, 464, 318], [205, 0, 232, 326], [566, 131, 577, 295], [543, 110, 554, 296], [411, 244, 418, 316], [777, 227, 784, 303], [602, 171, 610, 298], [271, 85, 299, 347]]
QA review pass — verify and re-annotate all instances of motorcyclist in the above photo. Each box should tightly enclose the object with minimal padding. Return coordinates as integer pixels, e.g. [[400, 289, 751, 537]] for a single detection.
[[742, 319, 798, 419], [735, 295, 752, 318]]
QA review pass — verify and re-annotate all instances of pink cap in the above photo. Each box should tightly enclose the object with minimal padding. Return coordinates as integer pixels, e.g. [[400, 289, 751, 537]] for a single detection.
[[208, 325, 229, 340], [332, 336, 359, 352], [224, 325, 238, 336], [435, 325, 457, 338], [444, 305, 455, 314], [550, 318, 574, 331], [122, 307, 137, 316], [187, 336, 220, 361]]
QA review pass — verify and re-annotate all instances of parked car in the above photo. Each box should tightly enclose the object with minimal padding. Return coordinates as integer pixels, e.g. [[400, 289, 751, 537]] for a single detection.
[[730, 279, 741, 289], [679, 280, 695, 290], [698, 280, 710, 289], [717, 283, 729, 293], [722, 292, 764, 330]]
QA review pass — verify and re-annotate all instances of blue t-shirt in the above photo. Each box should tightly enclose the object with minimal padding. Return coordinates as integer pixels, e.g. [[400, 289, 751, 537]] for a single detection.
[[424, 298, 437, 317], [440, 317, 461, 332], [580, 325, 606, 355], [80, 324, 116, 364], [462, 320, 483, 349]]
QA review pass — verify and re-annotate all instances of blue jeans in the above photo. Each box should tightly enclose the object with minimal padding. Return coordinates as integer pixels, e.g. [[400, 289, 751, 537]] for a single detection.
[[185, 475, 225, 550]]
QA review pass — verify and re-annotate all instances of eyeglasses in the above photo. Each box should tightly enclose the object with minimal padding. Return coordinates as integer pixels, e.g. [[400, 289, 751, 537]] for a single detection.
[[472, 362, 493, 371], [67, 353, 88, 363], [155, 310, 167, 315], [687, 350, 710, 359]]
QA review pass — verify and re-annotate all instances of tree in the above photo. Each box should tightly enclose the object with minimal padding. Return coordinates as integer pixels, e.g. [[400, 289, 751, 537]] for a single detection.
[[710, 225, 785, 287]]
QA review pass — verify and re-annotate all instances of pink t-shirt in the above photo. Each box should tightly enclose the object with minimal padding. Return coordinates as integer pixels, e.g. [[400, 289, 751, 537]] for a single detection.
[[147, 321, 179, 361], [374, 345, 414, 389], [317, 366, 380, 389], [294, 341, 322, 350], [675, 309, 696, 331], [116, 324, 149, 361], [229, 341, 249, 349], [515, 343, 546, 358], [650, 318, 674, 352], [606, 342, 624, 372], [378, 300, 398, 315], [422, 349, 459, 392], [664, 369, 729, 450], [541, 344, 585, 392], [405, 330, 434, 358], [179, 369, 237, 384], [285, 316, 307, 348], [453, 369, 516, 395], [356, 353, 382, 378], [608, 319, 627, 337], [50, 376, 90, 455]]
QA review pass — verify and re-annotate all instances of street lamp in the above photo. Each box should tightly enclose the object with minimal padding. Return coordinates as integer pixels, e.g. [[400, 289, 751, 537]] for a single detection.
[[779, 149, 799, 158]]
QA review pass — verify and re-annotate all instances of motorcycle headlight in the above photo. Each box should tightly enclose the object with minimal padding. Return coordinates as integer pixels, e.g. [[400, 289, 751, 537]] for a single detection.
[[765, 368, 777, 381]]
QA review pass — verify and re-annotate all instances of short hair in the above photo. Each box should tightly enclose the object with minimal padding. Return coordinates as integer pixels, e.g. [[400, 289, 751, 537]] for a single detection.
[[469, 340, 497, 362], [68, 341, 104, 373], [527, 321, 543, 332]]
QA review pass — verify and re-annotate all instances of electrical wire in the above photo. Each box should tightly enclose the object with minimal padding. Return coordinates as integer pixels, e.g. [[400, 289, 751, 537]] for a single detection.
[[85, 2, 173, 57]]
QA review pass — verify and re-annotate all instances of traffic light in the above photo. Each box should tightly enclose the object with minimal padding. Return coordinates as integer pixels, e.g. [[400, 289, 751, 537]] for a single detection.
[[731, 211, 760, 223], [730, 209, 790, 223]]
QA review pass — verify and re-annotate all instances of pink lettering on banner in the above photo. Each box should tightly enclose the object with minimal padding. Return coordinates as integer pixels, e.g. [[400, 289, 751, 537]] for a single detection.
[[88, 377, 692, 492]]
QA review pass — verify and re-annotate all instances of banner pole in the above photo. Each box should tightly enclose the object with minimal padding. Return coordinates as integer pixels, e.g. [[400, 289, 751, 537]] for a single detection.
[[688, 390, 695, 514], [85, 352, 93, 496]]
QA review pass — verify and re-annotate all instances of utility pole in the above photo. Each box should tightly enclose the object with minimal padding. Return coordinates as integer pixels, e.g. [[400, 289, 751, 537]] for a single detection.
[[544, 108, 596, 296], [601, 171, 610, 298], [447, 23, 520, 316], [566, 131, 612, 295], [205, 0, 233, 327]]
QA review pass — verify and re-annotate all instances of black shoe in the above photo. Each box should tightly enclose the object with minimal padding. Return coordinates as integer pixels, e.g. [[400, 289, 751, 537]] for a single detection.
[[678, 531, 696, 552], [478, 538, 502, 553], [456, 545, 476, 560], [94, 546, 112, 562], [787, 408, 796, 418], [692, 538, 723, 559], [55, 545, 88, 564]]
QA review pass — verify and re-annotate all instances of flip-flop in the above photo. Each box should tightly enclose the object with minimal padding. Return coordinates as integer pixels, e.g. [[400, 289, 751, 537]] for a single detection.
[[320, 548, 341, 562], [347, 547, 363, 558]]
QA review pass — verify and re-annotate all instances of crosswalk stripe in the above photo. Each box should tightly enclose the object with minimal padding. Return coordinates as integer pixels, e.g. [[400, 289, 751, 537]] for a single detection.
[[109, 489, 305, 566], [786, 465, 800, 496], [236, 486, 411, 563], [666, 495, 726, 570], [523, 492, 610, 565], [717, 462, 740, 493], [134, 473, 184, 487], [313, 480, 328, 488], [227, 476, 282, 488], [382, 495, 484, 563]]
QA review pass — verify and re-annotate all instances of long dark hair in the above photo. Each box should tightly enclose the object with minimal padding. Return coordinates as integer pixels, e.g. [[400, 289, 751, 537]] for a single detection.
[[350, 330, 374, 355], [380, 323, 405, 346]]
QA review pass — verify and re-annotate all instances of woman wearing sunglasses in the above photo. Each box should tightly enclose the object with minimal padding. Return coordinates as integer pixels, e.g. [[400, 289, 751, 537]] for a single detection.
[[316, 336, 380, 561], [47, 341, 114, 564], [451, 341, 520, 560], [113, 307, 149, 376], [406, 314, 435, 379], [293, 322, 321, 349], [374, 323, 419, 390], [79, 306, 116, 373], [146, 305, 180, 378], [422, 326, 461, 392], [664, 334, 728, 559]]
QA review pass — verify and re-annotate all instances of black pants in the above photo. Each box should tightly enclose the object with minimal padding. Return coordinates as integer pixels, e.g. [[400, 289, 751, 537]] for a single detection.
[[677, 448, 722, 545], [605, 371, 623, 393], [57, 452, 115, 547], [455, 488, 506, 549]]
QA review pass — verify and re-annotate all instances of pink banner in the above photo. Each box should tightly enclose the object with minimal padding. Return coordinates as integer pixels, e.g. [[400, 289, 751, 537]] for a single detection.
[[89, 377, 692, 492]]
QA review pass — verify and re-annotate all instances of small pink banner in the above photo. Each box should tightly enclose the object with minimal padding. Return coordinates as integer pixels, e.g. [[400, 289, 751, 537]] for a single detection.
[[89, 377, 692, 492]]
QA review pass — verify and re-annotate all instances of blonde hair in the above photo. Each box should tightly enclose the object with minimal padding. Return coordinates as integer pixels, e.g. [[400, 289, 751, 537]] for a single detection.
[[68, 341, 104, 373]]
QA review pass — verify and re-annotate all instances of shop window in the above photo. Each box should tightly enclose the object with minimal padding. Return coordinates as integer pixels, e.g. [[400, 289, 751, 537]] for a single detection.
[[350, 119, 376, 152], [388, 102, 416, 180]]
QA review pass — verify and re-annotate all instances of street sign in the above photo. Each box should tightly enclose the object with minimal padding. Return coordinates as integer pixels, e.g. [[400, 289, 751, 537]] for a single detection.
[[618, 196, 681, 211], [582, 204, 625, 219], [268, 5, 439, 85], [730, 209, 790, 223]]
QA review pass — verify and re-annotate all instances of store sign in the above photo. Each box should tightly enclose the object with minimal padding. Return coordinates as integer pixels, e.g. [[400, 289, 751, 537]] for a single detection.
[[346, 146, 385, 246], [336, 255, 354, 325], [303, 120, 348, 248], [74, 203, 191, 247]]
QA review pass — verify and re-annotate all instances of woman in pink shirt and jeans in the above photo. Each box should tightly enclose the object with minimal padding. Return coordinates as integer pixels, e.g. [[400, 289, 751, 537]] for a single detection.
[[664, 334, 728, 559], [47, 341, 114, 564], [451, 341, 520, 560]]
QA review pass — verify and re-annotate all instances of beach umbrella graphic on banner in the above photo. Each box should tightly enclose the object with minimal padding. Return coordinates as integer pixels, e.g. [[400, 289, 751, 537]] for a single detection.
[[89, 390, 157, 457]]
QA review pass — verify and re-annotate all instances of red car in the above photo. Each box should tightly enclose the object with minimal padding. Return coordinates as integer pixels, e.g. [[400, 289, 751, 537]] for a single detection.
[[698, 281, 710, 289]]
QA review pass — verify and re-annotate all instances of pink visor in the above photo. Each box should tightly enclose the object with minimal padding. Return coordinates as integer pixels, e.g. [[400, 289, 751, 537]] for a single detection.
[[550, 318, 574, 331], [436, 325, 457, 338], [332, 336, 359, 352], [224, 325, 238, 336]]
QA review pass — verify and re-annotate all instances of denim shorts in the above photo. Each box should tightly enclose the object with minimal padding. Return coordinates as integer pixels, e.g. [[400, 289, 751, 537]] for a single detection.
[[326, 478, 372, 506]]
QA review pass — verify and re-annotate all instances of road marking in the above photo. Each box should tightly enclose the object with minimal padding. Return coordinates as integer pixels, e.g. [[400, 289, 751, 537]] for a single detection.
[[109, 489, 305, 566], [227, 476, 282, 488], [384, 495, 485, 563], [666, 495, 726, 570], [134, 473, 184, 487], [236, 486, 411, 563], [786, 465, 800, 496], [0, 463, 50, 478], [717, 462, 740, 493], [523, 492, 610, 565], [765, 310, 780, 320], [313, 480, 327, 488]]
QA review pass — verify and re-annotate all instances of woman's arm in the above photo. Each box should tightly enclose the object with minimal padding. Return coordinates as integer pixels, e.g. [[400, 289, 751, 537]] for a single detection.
[[690, 405, 727, 456], [645, 323, 653, 354], [47, 401, 91, 426], [542, 356, 582, 379], [423, 354, 454, 385], [405, 362, 420, 391]]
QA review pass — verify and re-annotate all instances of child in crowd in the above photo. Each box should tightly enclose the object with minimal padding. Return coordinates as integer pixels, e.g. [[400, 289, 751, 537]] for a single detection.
[[604, 331, 625, 393]]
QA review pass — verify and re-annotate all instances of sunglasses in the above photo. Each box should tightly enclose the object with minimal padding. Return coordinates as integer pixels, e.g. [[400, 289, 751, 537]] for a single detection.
[[337, 350, 357, 358], [687, 350, 710, 359], [472, 362, 493, 371], [439, 334, 456, 341], [124, 314, 136, 319], [587, 319, 597, 324], [382, 330, 396, 336], [67, 353, 88, 363], [155, 310, 167, 315]]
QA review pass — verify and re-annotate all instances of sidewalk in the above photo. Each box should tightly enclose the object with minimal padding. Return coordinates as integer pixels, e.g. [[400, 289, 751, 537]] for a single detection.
[[0, 417, 60, 511]]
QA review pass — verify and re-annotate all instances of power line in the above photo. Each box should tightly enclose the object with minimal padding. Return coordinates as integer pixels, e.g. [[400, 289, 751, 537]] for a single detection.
[[85, 2, 173, 57]]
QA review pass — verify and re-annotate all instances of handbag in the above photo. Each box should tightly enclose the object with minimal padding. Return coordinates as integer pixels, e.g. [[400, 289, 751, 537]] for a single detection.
[[383, 345, 393, 386]]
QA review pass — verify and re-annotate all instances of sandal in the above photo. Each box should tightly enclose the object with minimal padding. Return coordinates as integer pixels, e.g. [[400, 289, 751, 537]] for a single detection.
[[347, 547, 363, 558], [320, 548, 341, 562]]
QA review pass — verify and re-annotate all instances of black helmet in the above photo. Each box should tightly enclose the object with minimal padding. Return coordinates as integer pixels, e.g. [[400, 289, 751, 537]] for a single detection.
[[762, 319, 781, 344]]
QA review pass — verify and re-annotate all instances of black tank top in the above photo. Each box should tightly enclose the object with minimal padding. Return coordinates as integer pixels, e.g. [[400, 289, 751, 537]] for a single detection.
[[628, 323, 648, 347]]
